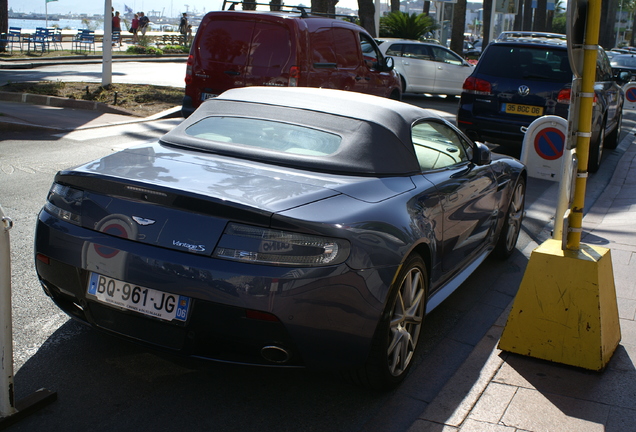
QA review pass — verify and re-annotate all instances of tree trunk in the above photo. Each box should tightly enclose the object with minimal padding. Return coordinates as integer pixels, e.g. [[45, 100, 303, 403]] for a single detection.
[[243, 1, 257, 10], [391, 0, 400, 13], [269, 0, 282, 11], [483, 0, 493, 46], [631, 11, 636, 46], [451, 0, 467, 55], [523, 0, 532, 31], [358, 0, 376, 36], [534, 0, 547, 31], [312, 0, 338, 15], [599, 0, 617, 48], [513, 0, 523, 31], [423, 1, 430, 15], [0, 0, 7, 52], [546, 9, 554, 32]]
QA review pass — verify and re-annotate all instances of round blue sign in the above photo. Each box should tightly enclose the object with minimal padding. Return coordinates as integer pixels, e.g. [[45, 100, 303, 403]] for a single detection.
[[626, 87, 636, 103], [534, 127, 565, 161]]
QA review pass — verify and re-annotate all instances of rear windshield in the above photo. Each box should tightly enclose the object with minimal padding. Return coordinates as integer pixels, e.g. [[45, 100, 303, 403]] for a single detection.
[[478, 45, 572, 82], [185, 117, 342, 156], [612, 55, 636, 68]]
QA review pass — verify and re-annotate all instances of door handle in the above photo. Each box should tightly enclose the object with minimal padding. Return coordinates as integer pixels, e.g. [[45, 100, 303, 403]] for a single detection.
[[224, 70, 240, 76]]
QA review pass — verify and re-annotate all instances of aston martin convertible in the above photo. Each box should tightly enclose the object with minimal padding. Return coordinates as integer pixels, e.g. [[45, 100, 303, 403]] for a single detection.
[[34, 87, 526, 390]]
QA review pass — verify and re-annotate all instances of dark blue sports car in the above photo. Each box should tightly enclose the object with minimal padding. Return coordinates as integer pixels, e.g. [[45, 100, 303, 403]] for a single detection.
[[34, 87, 526, 389]]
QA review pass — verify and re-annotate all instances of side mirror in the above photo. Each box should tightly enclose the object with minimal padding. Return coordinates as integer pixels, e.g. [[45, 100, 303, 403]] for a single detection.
[[380, 56, 394, 71], [473, 142, 492, 165], [617, 70, 632, 84]]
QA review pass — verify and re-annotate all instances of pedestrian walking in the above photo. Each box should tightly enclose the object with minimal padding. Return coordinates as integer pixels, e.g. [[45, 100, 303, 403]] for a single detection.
[[131, 13, 139, 43], [179, 12, 188, 45], [138, 12, 150, 36], [112, 11, 122, 46]]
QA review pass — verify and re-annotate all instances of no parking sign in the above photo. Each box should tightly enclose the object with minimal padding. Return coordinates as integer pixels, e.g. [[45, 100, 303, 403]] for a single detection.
[[623, 82, 636, 110], [520, 115, 569, 181]]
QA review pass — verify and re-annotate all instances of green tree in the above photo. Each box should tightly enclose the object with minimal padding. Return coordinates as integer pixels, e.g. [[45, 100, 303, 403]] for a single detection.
[[379, 11, 438, 39]]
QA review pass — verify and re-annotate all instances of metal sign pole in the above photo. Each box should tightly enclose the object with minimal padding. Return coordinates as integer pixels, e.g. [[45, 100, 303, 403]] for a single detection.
[[0, 205, 57, 429], [0, 207, 16, 418]]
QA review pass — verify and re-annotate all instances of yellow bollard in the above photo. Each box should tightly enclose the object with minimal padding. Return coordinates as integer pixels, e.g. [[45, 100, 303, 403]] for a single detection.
[[498, 239, 621, 370]]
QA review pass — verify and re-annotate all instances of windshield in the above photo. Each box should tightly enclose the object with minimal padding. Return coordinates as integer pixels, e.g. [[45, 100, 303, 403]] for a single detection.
[[612, 56, 636, 68]]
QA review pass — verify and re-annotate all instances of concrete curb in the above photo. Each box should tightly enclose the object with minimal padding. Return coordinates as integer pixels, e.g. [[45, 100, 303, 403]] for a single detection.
[[0, 91, 136, 116], [0, 54, 187, 69]]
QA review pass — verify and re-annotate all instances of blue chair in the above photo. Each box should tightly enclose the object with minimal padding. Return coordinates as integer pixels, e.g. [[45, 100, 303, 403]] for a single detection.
[[26, 28, 51, 54], [72, 29, 95, 53], [0, 27, 24, 53]]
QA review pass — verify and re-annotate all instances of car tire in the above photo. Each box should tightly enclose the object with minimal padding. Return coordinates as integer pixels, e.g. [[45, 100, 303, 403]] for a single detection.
[[344, 254, 427, 390], [400, 75, 407, 93], [604, 110, 622, 150], [494, 177, 526, 259], [588, 121, 605, 173]]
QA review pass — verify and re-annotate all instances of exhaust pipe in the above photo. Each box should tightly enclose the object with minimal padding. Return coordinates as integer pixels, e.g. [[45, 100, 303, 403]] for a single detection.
[[261, 345, 291, 364]]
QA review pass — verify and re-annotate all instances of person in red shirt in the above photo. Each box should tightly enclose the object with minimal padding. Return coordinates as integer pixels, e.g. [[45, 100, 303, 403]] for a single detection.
[[112, 11, 122, 46]]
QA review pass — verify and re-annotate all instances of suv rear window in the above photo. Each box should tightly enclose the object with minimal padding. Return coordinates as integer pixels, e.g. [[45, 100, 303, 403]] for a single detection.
[[478, 45, 572, 82]]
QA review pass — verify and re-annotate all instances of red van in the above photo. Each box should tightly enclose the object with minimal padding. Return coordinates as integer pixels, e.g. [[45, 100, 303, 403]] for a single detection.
[[182, 5, 401, 117]]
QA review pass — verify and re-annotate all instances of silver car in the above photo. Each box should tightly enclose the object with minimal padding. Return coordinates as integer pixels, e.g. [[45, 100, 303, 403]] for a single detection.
[[378, 39, 475, 96]]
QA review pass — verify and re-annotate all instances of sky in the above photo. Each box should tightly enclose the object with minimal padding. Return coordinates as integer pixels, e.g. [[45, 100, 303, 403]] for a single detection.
[[9, 0, 362, 18]]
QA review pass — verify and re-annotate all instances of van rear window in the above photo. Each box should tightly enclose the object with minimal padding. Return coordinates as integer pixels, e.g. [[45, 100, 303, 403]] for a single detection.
[[185, 116, 342, 156]]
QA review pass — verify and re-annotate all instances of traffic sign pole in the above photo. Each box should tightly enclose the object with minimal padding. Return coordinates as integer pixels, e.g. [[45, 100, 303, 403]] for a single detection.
[[499, 0, 621, 371], [566, 0, 600, 250]]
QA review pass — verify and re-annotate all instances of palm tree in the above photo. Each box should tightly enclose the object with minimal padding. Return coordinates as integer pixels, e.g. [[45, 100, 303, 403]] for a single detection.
[[450, 0, 467, 55], [379, 11, 438, 39]]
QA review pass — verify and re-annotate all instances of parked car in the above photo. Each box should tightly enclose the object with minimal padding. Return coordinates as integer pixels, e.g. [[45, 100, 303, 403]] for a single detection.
[[457, 31, 627, 172], [35, 87, 526, 390], [610, 54, 636, 80], [378, 39, 474, 96], [181, 2, 401, 117]]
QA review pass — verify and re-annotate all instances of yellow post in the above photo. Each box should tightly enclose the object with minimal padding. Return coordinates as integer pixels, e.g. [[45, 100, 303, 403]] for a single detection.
[[566, 0, 601, 250], [499, 0, 621, 369]]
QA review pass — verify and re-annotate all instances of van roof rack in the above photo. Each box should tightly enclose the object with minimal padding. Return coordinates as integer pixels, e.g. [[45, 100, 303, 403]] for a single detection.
[[221, 0, 357, 21]]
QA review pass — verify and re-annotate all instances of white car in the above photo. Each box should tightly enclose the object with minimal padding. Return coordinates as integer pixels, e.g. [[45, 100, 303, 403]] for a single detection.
[[378, 39, 474, 96]]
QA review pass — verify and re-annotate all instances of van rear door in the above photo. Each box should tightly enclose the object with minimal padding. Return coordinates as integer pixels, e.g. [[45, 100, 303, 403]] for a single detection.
[[193, 19, 251, 97], [244, 22, 293, 88]]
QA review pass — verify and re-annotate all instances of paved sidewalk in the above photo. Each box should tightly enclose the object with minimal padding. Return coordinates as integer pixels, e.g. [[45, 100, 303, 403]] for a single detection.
[[409, 136, 636, 431]]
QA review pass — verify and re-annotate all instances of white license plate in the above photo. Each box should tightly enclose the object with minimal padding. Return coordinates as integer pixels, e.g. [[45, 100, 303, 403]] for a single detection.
[[87, 273, 190, 322], [200, 93, 218, 101]]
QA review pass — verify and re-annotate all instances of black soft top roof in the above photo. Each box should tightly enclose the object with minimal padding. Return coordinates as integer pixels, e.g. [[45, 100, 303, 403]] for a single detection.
[[162, 87, 437, 176]]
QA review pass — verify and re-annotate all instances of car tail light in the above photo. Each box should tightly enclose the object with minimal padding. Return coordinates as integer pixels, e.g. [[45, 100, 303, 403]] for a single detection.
[[185, 54, 194, 85], [557, 88, 597, 105], [557, 88, 571, 104], [213, 223, 350, 266], [462, 76, 491, 94], [246, 309, 280, 322], [44, 183, 83, 225], [289, 66, 300, 87]]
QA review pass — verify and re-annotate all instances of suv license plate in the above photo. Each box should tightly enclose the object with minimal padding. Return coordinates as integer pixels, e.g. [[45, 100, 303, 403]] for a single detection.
[[201, 93, 218, 101], [87, 273, 190, 322], [504, 103, 544, 116]]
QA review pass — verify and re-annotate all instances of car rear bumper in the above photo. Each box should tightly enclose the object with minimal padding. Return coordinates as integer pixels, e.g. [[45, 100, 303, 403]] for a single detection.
[[35, 210, 393, 369]]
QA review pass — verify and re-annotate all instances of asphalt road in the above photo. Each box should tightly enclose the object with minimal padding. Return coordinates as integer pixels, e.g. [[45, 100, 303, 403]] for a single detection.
[[0, 64, 634, 431]]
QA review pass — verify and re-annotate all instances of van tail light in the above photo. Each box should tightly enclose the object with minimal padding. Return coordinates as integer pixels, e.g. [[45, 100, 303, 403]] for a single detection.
[[289, 66, 300, 87], [558, 88, 596, 105], [462, 76, 491, 95], [185, 55, 194, 85]]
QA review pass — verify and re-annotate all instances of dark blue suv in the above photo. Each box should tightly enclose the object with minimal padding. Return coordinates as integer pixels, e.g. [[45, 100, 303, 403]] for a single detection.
[[457, 32, 627, 172]]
